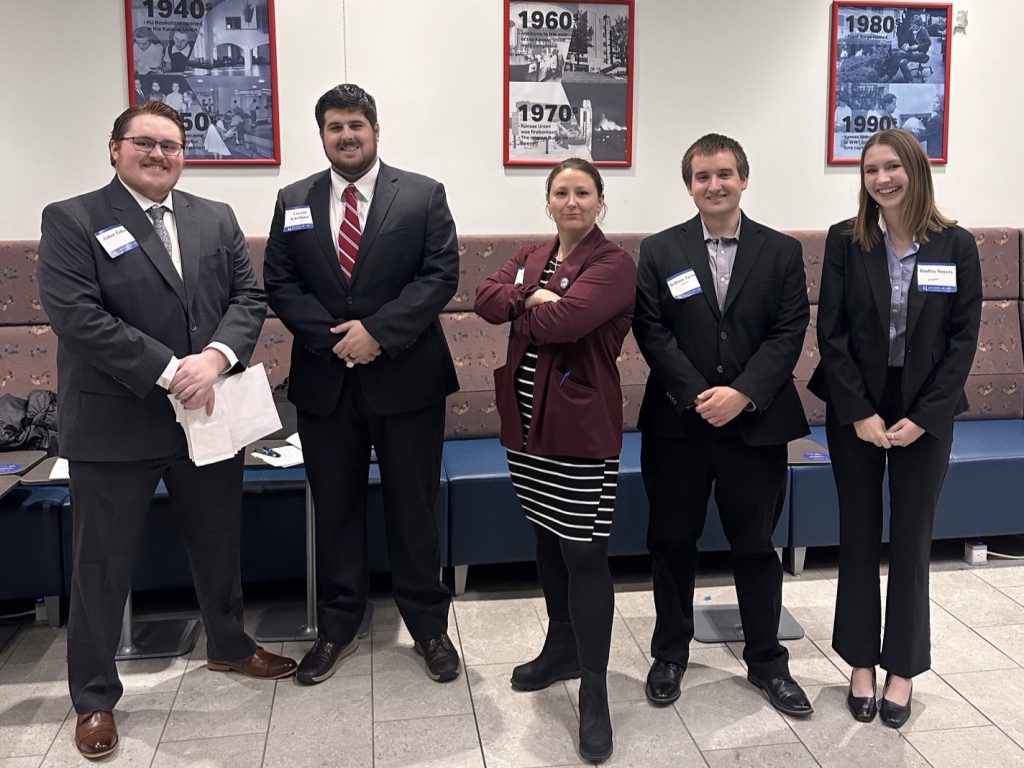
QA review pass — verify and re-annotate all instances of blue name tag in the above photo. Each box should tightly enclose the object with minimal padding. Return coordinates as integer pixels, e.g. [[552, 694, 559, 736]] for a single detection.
[[0, 463, 23, 474], [803, 451, 830, 461], [283, 206, 314, 232]]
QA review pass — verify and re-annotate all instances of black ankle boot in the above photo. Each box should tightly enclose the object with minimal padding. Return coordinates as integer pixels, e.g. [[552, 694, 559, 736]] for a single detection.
[[511, 620, 580, 691], [578, 670, 612, 763]]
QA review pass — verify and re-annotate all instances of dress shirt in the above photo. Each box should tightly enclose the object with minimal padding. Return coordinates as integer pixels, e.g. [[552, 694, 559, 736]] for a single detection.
[[880, 217, 920, 366], [329, 158, 380, 256], [701, 218, 741, 311]]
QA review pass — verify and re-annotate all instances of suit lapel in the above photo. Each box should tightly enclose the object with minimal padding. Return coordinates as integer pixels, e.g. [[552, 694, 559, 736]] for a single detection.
[[721, 214, 763, 317], [309, 171, 349, 293], [676, 216, 720, 319], [353, 164, 398, 285], [173, 190, 201, 309], [905, 240, 933, 344], [107, 178, 186, 305]]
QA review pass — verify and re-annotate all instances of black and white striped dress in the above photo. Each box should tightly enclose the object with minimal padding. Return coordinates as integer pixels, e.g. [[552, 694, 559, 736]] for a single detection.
[[506, 254, 619, 542]]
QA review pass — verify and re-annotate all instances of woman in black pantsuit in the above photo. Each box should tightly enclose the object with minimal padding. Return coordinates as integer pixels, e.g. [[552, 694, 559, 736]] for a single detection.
[[808, 129, 981, 727]]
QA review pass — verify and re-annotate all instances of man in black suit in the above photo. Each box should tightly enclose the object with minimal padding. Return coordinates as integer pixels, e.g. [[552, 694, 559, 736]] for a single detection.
[[264, 83, 460, 685], [633, 134, 813, 716], [37, 102, 296, 760]]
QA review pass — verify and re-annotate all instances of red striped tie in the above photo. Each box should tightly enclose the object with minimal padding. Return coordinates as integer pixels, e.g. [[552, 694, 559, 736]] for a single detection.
[[337, 184, 361, 283]]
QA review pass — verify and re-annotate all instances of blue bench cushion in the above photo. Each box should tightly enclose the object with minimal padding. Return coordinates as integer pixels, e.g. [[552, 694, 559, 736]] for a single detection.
[[0, 485, 69, 601]]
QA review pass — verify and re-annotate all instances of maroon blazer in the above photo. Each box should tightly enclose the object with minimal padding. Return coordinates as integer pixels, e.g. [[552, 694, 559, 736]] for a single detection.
[[474, 226, 636, 459]]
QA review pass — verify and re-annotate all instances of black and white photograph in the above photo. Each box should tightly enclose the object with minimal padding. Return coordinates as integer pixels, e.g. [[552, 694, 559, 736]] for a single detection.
[[505, 1, 633, 167], [828, 2, 951, 163], [125, 0, 280, 165]]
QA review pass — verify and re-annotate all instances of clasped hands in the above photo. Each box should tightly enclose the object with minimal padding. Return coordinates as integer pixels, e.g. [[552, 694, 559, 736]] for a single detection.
[[170, 348, 227, 416], [331, 319, 381, 367], [694, 386, 750, 427], [853, 414, 925, 449]]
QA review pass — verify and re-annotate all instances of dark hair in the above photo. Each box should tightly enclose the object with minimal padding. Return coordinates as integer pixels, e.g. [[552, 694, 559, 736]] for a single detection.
[[849, 128, 954, 249], [544, 157, 605, 197], [109, 102, 186, 167], [681, 133, 750, 186], [315, 83, 377, 131]]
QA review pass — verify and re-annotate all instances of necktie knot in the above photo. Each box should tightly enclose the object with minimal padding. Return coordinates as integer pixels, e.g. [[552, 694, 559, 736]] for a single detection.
[[148, 204, 167, 223]]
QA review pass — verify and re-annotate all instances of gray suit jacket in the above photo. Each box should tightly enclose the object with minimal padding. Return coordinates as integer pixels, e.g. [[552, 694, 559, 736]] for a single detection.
[[38, 176, 266, 461]]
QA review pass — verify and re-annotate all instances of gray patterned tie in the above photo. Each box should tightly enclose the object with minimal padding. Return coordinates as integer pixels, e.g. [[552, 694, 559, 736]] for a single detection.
[[147, 205, 174, 255]]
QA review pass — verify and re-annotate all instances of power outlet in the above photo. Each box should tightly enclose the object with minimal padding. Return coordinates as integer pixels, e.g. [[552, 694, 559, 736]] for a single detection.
[[964, 541, 988, 566]]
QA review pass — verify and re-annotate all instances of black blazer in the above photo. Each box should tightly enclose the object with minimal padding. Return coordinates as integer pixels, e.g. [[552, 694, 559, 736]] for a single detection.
[[37, 177, 266, 461], [807, 221, 982, 437], [264, 162, 460, 417], [633, 213, 810, 446]]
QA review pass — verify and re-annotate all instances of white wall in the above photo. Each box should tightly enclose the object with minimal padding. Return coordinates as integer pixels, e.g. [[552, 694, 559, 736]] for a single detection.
[[2, 1, 1019, 240]]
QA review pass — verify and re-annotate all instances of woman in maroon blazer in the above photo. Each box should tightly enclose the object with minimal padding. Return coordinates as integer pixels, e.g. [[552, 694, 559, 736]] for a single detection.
[[475, 158, 636, 763]]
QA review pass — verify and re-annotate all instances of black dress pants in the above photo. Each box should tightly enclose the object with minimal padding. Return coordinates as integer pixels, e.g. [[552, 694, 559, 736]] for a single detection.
[[67, 452, 255, 713], [641, 433, 790, 679], [827, 367, 953, 678], [298, 372, 450, 647]]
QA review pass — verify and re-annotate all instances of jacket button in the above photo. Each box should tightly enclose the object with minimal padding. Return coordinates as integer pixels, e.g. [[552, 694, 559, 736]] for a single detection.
[[720, 331, 728, 340], [189, 324, 198, 333], [716, 364, 724, 373], [346, 297, 354, 305]]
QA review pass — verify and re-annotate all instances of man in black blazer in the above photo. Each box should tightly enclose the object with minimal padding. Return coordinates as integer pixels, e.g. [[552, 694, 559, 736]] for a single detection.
[[633, 134, 812, 716], [264, 84, 460, 685], [37, 102, 296, 760]]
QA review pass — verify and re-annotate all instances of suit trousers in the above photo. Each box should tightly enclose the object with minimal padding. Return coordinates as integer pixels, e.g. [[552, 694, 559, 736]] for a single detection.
[[298, 371, 450, 646], [67, 453, 255, 713], [826, 367, 953, 678], [642, 433, 790, 678]]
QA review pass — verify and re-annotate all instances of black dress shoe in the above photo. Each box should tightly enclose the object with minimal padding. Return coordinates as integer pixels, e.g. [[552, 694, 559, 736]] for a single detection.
[[645, 659, 683, 705], [879, 673, 913, 729], [747, 672, 813, 717], [295, 636, 359, 685], [415, 632, 461, 682], [847, 668, 877, 723]]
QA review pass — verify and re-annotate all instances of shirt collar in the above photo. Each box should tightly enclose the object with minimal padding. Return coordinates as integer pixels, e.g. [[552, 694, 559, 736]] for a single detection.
[[878, 213, 920, 257], [701, 216, 741, 243], [116, 175, 173, 213], [331, 157, 380, 203]]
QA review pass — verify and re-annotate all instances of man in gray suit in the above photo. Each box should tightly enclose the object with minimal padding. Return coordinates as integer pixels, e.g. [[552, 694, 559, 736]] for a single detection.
[[38, 102, 296, 760], [264, 83, 461, 686]]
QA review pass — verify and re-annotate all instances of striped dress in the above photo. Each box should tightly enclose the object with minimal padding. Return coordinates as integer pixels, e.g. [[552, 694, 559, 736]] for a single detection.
[[506, 253, 619, 542]]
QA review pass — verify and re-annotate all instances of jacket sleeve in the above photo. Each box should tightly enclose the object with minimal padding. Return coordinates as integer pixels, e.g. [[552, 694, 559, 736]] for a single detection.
[[263, 188, 340, 356], [510, 247, 636, 344], [907, 228, 982, 436], [37, 202, 173, 397], [473, 246, 535, 325], [360, 182, 459, 357], [632, 239, 709, 411], [731, 237, 810, 409], [815, 225, 877, 425]]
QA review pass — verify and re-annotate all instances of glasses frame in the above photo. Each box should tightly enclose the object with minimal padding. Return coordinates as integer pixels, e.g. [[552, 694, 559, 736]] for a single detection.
[[120, 135, 185, 156]]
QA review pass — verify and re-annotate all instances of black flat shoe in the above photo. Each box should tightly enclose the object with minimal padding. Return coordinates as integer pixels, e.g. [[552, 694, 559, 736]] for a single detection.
[[879, 673, 912, 729], [846, 667, 877, 723], [645, 659, 683, 706], [747, 672, 814, 717]]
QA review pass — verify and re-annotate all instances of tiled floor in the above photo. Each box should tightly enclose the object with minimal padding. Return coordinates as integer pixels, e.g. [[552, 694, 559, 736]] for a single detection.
[[2, 562, 1024, 767]]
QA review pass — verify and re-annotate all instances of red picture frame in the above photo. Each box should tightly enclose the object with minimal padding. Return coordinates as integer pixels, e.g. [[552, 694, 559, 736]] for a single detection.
[[124, 0, 281, 166], [827, 2, 952, 164], [504, 1, 635, 167]]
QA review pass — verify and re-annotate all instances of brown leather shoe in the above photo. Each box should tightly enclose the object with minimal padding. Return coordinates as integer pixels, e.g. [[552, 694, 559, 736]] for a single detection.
[[207, 647, 297, 679], [75, 710, 118, 759]]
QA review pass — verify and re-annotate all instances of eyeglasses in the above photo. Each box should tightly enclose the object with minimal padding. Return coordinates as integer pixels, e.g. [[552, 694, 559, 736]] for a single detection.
[[120, 136, 185, 156]]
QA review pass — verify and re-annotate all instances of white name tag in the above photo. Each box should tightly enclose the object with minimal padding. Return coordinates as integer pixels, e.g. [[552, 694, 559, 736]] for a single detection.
[[95, 225, 138, 258], [283, 206, 314, 232], [667, 269, 702, 300], [514, 267, 525, 285], [917, 262, 957, 293]]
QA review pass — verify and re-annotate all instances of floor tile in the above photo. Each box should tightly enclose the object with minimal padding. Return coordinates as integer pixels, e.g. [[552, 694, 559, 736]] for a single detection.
[[468, 663, 583, 768], [973, 564, 1024, 589], [674, 647, 797, 751], [0, 679, 72, 759], [974, 624, 1024, 666], [372, 603, 458, 647], [726, 636, 847, 687], [279, 636, 371, 678], [39, 691, 172, 768], [116, 656, 189, 696], [565, 618, 650, 704], [599, 700, 702, 767], [787, 684, 930, 767], [151, 733, 266, 768], [929, 570, 1024, 628], [263, 673, 371, 768], [778, 577, 840, 642], [0, 661, 66, 686], [613, 589, 656, 619], [896, 670, 990, 732], [906, 724, 1024, 767], [929, 605, 1018, 674], [4, 629, 66, 667], [374, 713, 483, 768], [160, 664, 276, 742], [942, 668, 1024, 747], [372, 631, 473, 721], [0, 757, 43, 768], [455, 599, 545, 666], [702, 741, 819, 768], [1005, 587, 1024, 608]]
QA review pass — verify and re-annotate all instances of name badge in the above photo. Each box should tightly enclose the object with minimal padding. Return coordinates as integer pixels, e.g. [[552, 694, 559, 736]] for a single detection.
[[514, 267, 525, 285], [916, 262, 957, 293], [667, 269, 702, 300], [283, 206, 314, 232], [95, 225, 138, 258]]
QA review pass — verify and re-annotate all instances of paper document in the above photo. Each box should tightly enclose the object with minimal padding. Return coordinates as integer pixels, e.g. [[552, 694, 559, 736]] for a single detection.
[[169, 364, 282, 466], [250, 445, 303, 467], [49, 457, 70, 480]]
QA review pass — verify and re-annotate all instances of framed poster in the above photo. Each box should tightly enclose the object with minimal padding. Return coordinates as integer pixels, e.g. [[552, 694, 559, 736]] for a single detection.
[[125, 0, 281, 166], [828, 2, 951, 164], [504, 1, 634, 167]]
